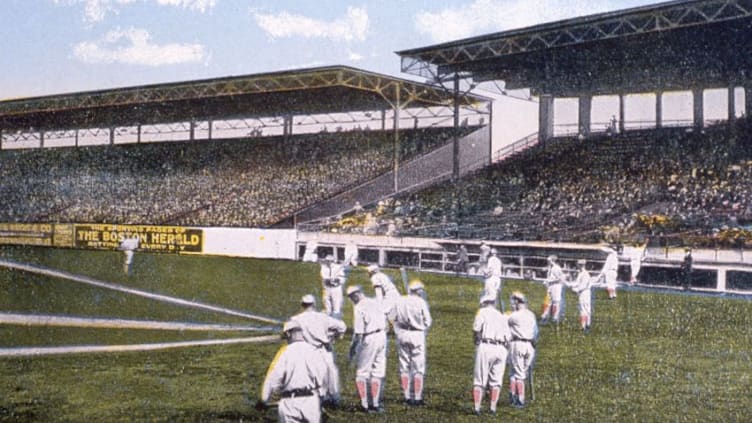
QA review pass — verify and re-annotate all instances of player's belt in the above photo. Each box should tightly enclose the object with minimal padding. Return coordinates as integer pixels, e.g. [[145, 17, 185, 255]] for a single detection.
[[396, 323, 422, 331], [280, 388, 316, 398], [323, 279, 340, 287], [512, 337, 534, 344], [316, 342, 333, 352], [481, 338, 504, 345], [363, 329, 383, 337]]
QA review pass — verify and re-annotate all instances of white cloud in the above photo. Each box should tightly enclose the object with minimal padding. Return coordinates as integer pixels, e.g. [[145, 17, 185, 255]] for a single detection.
[[73, 27, 207, 66], [53, 0, 216, 23], [348, 51, 364, 61], [415, 0, 622, 42], [253, 7, 369, 42]]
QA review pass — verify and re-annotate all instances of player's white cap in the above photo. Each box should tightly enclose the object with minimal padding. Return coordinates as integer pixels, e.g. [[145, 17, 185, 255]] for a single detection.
[[490, 248, 498, 255], [282, 320, 302, 333], [301, 294, 316, 305], [576, 259, 586, 266], [510, 291, 527, 304], [479, 293, 496, 305], [408, 280, 424, 292], [547, 255, 557, 262], [346, 285, 363, 296], [323, 254, 334, 261], [367, 264, 379, 273]]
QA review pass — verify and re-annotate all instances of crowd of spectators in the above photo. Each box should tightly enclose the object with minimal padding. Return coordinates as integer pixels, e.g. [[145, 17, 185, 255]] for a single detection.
[[336, 119, 752, 247], [0, 127, 459, 228]]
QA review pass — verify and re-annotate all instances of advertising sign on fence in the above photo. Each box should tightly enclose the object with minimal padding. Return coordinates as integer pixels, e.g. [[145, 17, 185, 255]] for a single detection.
[[73, 224, 203, 253]]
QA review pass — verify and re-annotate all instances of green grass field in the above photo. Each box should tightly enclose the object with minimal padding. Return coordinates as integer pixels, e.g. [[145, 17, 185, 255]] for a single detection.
[[0, 245, 750, 422]]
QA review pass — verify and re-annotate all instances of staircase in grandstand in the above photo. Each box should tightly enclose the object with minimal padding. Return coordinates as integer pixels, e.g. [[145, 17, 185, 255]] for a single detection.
[[293, 125, 493, 224]]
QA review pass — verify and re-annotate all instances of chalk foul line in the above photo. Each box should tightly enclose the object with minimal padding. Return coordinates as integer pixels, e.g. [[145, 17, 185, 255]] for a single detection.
[[0, 259, 283, 325], [0, 313, 277, 332], [0, 335, 281, 357]]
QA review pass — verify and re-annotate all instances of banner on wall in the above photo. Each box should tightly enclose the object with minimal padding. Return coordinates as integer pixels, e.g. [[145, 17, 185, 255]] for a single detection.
[[0, 223, 55, 246], [73, 224, 203, 253]]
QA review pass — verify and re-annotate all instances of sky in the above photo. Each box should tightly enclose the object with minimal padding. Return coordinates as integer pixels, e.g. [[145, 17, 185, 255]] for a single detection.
[[0, 0, 723, 147]]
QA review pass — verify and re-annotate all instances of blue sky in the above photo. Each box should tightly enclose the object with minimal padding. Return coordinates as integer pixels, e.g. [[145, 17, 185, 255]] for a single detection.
[[0, 0, 663, 99], [10, 0, 731, 148]]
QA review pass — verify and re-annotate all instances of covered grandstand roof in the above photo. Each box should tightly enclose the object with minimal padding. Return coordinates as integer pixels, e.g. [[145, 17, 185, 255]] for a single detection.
[[0, 65, 487, 131], [397, 0, 752, 96]]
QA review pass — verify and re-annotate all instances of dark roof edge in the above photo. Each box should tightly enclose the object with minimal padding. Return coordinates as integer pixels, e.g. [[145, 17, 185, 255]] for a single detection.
[[396, 0, 701, 56]]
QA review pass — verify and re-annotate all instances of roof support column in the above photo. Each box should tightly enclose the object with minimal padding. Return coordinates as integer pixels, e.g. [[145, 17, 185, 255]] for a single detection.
[[619, 94, 626, 133], [745, 84, 752, 117], [283, 115, 292, 141], [656, 91, 663, 129], [487, 102, 493, 166], [393, 84, 401, 192], [0, 129, 3, 150], [40, 130, 44, 148], [693, 87, 704, 129], [207, 120, 212, 141], [452, 73, 460, 180], [578, 94, 592, 136], [109, 127, 114, 145], [728, 84, 736, 122], [538, 94, 554, 143]]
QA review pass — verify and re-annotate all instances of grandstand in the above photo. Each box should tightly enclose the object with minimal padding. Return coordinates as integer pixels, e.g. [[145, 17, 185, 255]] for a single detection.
[[1, 1, 752, 293], [359, 119, 752, 247], [0, 66, 490, 228]]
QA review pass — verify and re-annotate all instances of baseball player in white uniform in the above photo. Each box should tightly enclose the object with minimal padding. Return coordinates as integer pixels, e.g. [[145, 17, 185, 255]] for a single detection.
[[258, 320, 327, 423], [482, 248, 503, 310], [367, 264, 400, 317], [346, 285, 388, 413], [540, 255, 566, 325], [600, 246, 619, 299], [630, 242, 647, 285], [290, 295, 347, 407], [508, 291, 538, 409], [566, 260, 593, 333], [118, 236, 140, 275], [320, 255, 345, 318], [472, 293, 511, 415], [389, 280, 432, 406]]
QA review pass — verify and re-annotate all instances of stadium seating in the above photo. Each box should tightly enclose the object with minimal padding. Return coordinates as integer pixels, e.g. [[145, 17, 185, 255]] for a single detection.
[[0, 127, 460, 227], [338, 119, 752, 247]]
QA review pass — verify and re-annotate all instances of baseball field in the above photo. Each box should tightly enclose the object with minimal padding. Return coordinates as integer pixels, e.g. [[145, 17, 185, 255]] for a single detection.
[[0, 245, 750, 422]]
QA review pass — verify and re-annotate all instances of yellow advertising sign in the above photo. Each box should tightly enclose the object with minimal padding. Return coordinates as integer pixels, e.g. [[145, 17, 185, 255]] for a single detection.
[[0, 223, 54, 246], [73, 224, 203, 253]]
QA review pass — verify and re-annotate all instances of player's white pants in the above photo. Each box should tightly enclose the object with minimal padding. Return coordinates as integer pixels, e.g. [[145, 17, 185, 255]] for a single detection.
[[473, 343, 508, 388], [509, 340, 535, 381], [630, 259, 641, 283], [483, 276, 501, 299], [315, 346, 340, 401], [603, 270, 616, 290], [356, 331, 387, 380], [395, 328, 426, 376], [278, 395, 320, 423], [322, 286, 343, 318], [577, 289, 592, 326], [542, 283, 564, 322]]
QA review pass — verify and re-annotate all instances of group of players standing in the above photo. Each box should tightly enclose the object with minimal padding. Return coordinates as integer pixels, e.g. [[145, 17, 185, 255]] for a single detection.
[[258, 243, 619, 421], [258, 255, 433, 421]]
